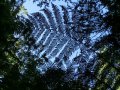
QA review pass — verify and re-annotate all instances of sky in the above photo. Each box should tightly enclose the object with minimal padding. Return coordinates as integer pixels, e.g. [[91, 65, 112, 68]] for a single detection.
[[23, 0, 79, 13], [23, 0, 108, 13], [23, 0, 40, 13]]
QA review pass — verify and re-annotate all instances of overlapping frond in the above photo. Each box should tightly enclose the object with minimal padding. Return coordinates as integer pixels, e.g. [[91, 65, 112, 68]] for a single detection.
[[27, 2, 106, 87], [28, 4, 82, 70]]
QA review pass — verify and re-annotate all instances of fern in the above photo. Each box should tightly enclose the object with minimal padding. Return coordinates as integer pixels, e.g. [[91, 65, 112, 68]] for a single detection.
[[43, 8, 57, 31], [27, 1, 106, 88], [52, 3, 65, 33], [27, 4, 79, 70]]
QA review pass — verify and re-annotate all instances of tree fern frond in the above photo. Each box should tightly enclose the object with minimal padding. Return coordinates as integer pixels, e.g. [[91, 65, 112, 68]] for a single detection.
[[61, 5, 70, 24], [28, 3, 104, 84], [43, 8, 57, 31], [27, 15, 39, 36], [28, 14, 45, 42], [28, 3, 90, 70], [61, 5, 71, 36], [52, 3, 65, 33], [33, 12, 50, 30]]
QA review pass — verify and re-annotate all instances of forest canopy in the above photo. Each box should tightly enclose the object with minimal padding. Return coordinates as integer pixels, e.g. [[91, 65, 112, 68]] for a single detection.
[[0, 0, 120, 90]]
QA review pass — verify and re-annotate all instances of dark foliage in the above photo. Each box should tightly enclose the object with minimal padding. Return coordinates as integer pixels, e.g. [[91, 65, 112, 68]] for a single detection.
[[1, 0, 120, 90], [93, 0, 120, 89]]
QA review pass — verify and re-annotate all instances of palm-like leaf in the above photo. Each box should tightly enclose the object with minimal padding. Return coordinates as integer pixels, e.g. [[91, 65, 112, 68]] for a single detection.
[[14, 1, 110, 89], [29, 4, 81, 69], [28, 2, 105, 83]]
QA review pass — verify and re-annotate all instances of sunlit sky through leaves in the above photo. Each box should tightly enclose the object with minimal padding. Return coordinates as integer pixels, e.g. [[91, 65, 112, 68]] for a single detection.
[[22, 0, 109, 71], [23, 0, 81, 63]]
